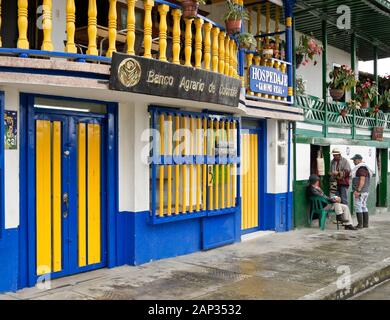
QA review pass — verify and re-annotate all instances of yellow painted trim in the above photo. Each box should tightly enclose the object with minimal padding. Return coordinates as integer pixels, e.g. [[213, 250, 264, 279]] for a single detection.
[[286, 17, 292, 28], [174, 115, 180, 215], [36, 120, 52, 275], [202, 118, 207, 210], [159, 114, 164, 216], [214, 121, 219, 209], [78, 123, 87, 267], [87, 124, 101, 264], [189, 117, 194, 213], [167, 115, 172, 216], [182, 117, 187, 213], [52, 121, 62, 272]]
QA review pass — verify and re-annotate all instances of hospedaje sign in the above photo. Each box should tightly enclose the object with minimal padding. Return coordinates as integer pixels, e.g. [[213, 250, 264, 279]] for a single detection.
[[109, 53, 241, 107], [249, 65, 288, 97]]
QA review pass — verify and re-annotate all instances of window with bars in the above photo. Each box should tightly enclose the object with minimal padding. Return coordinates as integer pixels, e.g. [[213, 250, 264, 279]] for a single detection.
[[149, 107, 240, 223]]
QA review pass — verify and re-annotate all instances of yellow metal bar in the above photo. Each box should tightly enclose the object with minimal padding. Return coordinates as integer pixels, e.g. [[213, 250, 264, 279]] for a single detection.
[[159, 114, 164, 216], [36, 120, 52, 275], [52, 121, 61, 272], [196, 118, 201, 211], [175, 115, 180, 214], [214, 120, 219, 209], [202, 118, 207, 210], [167, 115, 172, 215], [221, 121, 225, 209], [189, 117, 194, 213], [87, 0, 98, 55], [254, 134, 259, 228], [65, 0, 77, 53], [78, 123, 87, 267], [182, 117, 187, 213], [158, 4, 169, 61], [106, 0, 117, 57], [208, 120, 213, 210], [227, 122, 231, 208], [87, 124, 101, 264], [17, 0, 29, 49]]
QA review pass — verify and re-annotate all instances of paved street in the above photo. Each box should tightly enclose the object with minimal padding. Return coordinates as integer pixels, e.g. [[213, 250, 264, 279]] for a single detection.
[[352, 279, 390, 300], [1, 213, 390, 300]]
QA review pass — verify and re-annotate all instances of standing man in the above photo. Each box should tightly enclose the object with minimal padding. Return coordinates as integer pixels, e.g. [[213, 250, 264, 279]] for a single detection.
[[330, 148, 351, 205], [351, 154, 373, 229]]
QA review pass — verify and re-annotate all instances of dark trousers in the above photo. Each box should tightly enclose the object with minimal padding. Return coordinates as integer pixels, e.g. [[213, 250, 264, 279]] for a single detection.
[[336, 185, 349, 205]]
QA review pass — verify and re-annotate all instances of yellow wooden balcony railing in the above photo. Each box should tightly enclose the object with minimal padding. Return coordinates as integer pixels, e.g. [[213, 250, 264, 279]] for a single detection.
[[0, 0, 239, 80]]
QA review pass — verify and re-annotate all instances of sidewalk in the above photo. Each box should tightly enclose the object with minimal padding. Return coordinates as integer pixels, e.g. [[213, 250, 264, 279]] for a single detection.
[[2, 213, 390, 300]]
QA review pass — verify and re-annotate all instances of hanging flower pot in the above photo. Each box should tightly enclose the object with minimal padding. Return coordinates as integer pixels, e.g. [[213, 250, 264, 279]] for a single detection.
[[329, 88, 345, 101], [237, 32, 257, 50], [340, 108, 348, 117], [181, 0, 205, 19], [223, 0, 249, 35]]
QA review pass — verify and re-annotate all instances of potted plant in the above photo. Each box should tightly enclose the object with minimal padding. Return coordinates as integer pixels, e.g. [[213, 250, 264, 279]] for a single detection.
[[355, 79, 379, 108], [340, 108, 348, 117], [296, 34, 323, 68], [380, 90, 390, 113], [237, 32, 257, 50], [328, 65, 357, 101], [181, 0, 206, 19], [223, 0, 249, 35], [296, 75, 306, 96]]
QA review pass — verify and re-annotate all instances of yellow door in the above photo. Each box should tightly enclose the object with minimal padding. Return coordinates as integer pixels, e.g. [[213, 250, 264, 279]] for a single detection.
[[35, 118, 103, 276], [241, 133, 259, 231]]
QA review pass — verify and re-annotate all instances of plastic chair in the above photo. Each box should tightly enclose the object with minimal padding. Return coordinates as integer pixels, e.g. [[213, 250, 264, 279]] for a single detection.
[[309, 196, 340, 231]]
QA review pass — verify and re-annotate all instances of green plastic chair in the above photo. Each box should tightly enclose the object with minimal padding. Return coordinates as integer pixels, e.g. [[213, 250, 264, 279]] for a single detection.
[[309, 196, 340, 231]]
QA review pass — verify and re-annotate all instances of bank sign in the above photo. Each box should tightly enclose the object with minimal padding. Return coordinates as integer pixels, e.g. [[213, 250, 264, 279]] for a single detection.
[[249, 65, 288, 97], [109, 53, 241, 107]]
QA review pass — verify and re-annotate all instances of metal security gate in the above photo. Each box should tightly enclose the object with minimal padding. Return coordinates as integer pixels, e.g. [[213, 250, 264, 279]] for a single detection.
[[34, 113, 106, 278], [241, 131, 259, 232]]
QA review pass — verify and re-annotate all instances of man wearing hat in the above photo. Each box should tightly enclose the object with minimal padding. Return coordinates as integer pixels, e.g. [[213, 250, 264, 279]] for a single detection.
[[330, 148, 351, 205], [351, 154, 373, 228], [307, 174, 357, 230]]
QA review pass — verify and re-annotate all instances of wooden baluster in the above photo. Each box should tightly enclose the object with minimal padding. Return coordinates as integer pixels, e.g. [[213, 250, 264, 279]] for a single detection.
[[0, 0, 2, 47], [171, 9, 181, 64], [254, 55, 261, 97], [224, 36, 230, 76], [184, 18, 193, 67], [234, 42, 238, 78], [211, 27, 219, 72], [126, 0, 136, 55], [194, 18, 204, 68], [275, 5, 280, 57], [218, 31, 225, 74], [143, 0, 154, 58], [257, 4, 262, 51], [41, 0, 53, 51], [203, 22, 212, 71], [17, 0, 29, 49], [87, 0, 98, 55], [246, 53, 254, 95], [229, 39, 234, 77], [106, 0, 117, 57], [65, 0, 77, 53], [158, 4, 169, 61]]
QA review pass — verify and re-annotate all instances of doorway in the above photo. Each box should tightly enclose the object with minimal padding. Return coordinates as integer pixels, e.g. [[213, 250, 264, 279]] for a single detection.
[[376, 148, 388, 207]]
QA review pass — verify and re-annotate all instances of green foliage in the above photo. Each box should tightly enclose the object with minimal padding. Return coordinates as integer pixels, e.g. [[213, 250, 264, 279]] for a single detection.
[[328, 65, 357, 91], [380, 90, 390, 107], [237, 32, 257, 50], [223, 0, 249, 21]]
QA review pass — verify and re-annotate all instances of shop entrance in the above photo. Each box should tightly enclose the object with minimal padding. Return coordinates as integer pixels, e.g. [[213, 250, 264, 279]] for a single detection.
[[19, 95, 117, 287], [376, 149, 388, 207]]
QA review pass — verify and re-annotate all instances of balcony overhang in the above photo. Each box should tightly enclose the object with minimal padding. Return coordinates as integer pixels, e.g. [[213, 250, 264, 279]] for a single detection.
[[294, 0, 390, 61]]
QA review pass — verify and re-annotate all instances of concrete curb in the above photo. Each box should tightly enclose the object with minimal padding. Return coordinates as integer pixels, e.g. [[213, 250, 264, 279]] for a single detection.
[[299, 257, 390, 300]]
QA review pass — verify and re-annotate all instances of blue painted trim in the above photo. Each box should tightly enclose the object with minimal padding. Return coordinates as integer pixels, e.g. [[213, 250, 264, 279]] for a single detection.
[[286, 122, 293, 230], [149, 211, 207, 225], [243, 95, 294, 106], [0, 48, 111, 63], [18, 93, 118, 288], [0, 66, 109, 81], [241, 226, 261, 235], [0, 92, 4, 238]]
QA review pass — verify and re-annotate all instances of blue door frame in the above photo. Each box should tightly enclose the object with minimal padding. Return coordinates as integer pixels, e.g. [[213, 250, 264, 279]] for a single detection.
[[241, 119, 267, 235], [18, 93, 118, 288]]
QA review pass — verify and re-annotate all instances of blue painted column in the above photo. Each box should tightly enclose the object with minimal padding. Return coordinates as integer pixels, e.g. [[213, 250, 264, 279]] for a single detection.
[[284, 0, 295, 104]]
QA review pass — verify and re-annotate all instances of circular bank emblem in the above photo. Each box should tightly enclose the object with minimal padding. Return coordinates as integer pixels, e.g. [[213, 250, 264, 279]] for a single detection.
[[118, 58, 142, 88]]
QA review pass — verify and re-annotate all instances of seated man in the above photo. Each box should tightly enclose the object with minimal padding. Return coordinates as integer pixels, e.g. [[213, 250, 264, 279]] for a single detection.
[[307, 174, 357, 231]]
